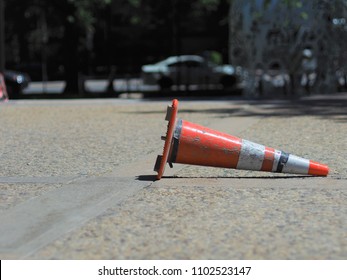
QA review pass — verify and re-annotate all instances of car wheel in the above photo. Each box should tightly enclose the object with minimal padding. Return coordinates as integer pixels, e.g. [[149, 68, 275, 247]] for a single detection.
[[6, 85, 22, 99], [220, 75, 237, 89], [158, 76, 173, 90]]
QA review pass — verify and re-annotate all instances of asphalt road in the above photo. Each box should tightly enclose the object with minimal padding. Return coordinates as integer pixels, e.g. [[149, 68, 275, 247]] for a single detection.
[[0, 93, 346, 259]]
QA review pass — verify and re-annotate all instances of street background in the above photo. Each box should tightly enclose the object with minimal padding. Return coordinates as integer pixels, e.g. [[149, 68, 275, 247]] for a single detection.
[[1, 0, 347, 261], [1, 1, 347, 98]]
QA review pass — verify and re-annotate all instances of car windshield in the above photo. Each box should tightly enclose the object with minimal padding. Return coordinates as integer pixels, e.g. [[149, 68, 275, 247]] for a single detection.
[[155, 57, 177, 66], [155, 56, 204, 66]]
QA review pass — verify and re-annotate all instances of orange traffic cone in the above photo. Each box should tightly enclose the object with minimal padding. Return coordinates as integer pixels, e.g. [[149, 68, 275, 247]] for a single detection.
[[154, 99, 329, 180], [0, 73, 9, 102]]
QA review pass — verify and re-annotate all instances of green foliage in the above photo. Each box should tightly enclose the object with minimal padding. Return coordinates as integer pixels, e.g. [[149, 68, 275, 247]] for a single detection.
[[249, 0, 308, 24], [282, 0, 303, 9], [128, 0, 141, 8], [263, 0, 271, 9], [198, 0, 220, 11], [210, 51, 222, 64], [65, 0, 112, 30]]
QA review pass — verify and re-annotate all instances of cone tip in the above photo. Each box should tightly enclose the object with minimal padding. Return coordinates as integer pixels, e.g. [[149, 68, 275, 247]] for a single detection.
[[308, 161, 329, 176]]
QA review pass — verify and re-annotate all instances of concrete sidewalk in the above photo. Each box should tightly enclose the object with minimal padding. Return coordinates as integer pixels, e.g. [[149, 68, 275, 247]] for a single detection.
[[0, 94, 346, 259]]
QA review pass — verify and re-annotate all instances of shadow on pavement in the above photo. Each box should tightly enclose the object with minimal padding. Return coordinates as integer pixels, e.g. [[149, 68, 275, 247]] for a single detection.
[[134, 92, 347, 122], [136, 175, 157, 182], [136, 174, 313, 181]]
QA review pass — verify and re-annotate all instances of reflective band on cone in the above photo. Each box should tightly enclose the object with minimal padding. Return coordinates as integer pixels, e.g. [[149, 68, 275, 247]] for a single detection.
[[154, 99, 329, 180]]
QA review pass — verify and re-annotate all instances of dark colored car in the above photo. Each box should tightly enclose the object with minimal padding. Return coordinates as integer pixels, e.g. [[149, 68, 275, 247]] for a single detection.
[[3, 70, 31, 99]]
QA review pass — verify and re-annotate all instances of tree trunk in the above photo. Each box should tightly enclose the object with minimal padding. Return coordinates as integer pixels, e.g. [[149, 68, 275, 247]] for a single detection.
[[63, 19, 82, 95]]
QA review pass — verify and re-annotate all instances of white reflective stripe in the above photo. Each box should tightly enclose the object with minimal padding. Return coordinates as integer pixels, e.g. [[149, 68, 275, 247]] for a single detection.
[[236, 140, 265, 171], [272, 149, 282, 172], [281, 154, 310, 174]]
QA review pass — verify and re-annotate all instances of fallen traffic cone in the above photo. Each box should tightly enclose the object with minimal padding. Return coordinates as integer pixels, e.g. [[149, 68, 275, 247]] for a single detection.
[[154, 99, 329, 180], [0, 73, 9, 102]]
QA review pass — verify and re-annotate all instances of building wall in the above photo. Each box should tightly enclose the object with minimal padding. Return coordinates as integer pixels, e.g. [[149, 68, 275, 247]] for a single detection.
[[229, 0, 347, 94]]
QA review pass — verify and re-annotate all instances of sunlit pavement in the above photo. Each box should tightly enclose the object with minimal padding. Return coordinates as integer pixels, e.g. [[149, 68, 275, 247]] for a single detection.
[[0, 93, 346, 259]]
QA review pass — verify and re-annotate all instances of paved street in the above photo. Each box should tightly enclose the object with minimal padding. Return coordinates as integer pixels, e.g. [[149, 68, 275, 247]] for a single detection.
[[0, 93, 346, 259]]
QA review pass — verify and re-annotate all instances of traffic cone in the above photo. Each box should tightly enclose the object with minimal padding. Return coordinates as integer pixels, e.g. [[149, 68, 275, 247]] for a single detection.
[[0, 73, 9, 102], [154, 99, 329, 180]]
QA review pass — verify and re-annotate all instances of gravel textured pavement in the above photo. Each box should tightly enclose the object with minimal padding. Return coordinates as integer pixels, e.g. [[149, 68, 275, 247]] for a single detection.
[[0, 94, 346, 259]]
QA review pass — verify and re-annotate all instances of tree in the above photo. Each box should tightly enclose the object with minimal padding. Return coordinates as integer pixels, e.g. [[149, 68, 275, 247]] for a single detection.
[[54, 0, 112, 94], [4, 0, 233, 95], [4, 0, 112, 94]]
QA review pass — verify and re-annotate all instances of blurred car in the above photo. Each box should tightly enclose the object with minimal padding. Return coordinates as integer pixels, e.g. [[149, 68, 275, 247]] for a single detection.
[[3, 70, 31, 98], [141, 55, 244, 90]]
